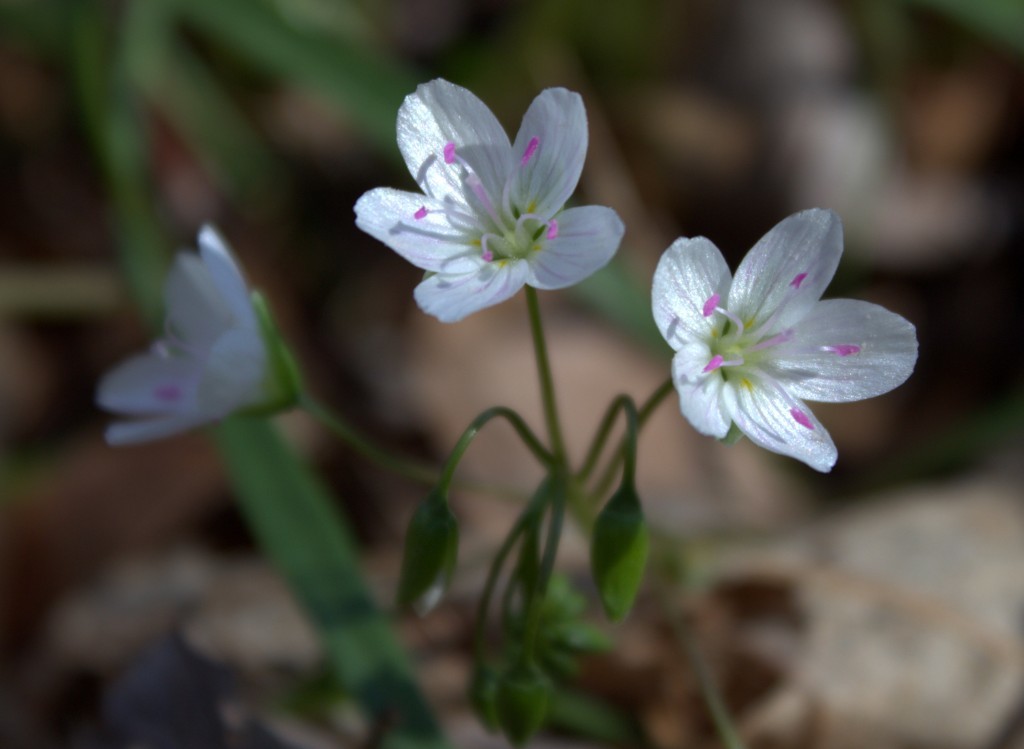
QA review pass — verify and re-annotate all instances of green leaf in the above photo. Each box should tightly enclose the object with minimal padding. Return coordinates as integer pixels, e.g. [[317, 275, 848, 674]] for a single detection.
[[171, 0, 419, 152], [902, 0, 1024, 57], [217, 418, 450, 749]]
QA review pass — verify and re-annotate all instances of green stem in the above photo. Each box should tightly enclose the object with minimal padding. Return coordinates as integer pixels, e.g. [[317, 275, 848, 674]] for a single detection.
[[525, 287, 567, 467], [521, 473, 567, 660], [300, 393, 439, 486], [664, 599, 747, 749], [591, 378, 673, 499], [474, 493, 546, 660], [439, 405, 554, 492]]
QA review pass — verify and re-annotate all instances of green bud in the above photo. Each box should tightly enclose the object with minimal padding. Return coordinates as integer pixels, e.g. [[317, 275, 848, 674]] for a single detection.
[[396, 489, 458, 615], [468, 663, 501, 732], [496, 661, 551, 746], [590, 484, 649, 622], [243, 291, 302, 416]]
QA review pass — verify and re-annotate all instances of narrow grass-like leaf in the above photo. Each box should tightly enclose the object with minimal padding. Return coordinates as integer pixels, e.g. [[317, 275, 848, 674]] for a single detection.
[[902, 0, 1024, 58], [217, 419, 450, 749], [171, 0, 418, 152]]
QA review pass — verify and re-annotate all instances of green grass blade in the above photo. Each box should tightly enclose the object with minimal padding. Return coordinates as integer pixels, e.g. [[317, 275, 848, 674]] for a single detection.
[[171, 0, 418, 152], [216, 418, 450, 749]]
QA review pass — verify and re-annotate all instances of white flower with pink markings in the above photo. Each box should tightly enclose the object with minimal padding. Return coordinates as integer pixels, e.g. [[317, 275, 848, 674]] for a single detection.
[[652, 208, 917, 472], [355, 78, 624, 322], [97, 226, 299, 445]]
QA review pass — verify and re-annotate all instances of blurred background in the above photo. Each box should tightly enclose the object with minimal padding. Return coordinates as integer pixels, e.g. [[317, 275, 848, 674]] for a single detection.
[[1, 0, 1022, 747]]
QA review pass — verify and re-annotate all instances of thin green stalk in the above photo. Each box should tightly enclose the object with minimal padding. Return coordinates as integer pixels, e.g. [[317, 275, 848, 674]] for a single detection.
[[525, 287, 567, 466], [474, 494, 546, 660], [439, 405, 554, 491], [300, 394, 439, 486], [663, 599, 746, 749], [591, 378, 674, 499], [521, 474, 567, 659]]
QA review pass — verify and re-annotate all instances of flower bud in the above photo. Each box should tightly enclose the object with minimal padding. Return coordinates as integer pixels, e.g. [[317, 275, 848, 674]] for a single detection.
[[468, 663, 501, 732], [590, 484, 649, 621], [396, 489, 458, 615], [496, 660, 551, 746]]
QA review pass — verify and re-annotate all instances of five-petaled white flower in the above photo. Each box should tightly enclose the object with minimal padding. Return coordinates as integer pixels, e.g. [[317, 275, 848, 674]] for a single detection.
[[97, 226, 299, 445], [354, 78, 625, 322], [652, 208, 917, 472]]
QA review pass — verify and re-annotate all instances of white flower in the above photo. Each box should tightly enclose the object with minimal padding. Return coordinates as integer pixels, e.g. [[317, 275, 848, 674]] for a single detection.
[[355, 78, 625, 322], [652, 208, 917, 472], [97, 226, 298, 445]]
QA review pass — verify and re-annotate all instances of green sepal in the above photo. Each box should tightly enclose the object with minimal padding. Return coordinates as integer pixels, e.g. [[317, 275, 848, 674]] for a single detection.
[[468, 662, 502, 732], [590, 483, 650, 622], [240, 290, 302, 416], [496, 660, 552, 746], [719, 421, 745, 445], [396, 489, 459, 615]]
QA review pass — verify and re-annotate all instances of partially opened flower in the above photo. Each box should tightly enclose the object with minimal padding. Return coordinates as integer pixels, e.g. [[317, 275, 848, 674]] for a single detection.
[[652, 208, 917, 472], [97, 226, 300, 445], [355, 78, 624, 322]]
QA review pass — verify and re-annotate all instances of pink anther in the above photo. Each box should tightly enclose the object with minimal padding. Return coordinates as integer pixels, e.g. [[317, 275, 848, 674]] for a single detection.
[[414, 206, 428, 220], [790, 272, 808, 289], [702, 293, 720, 318], [790, 408, 814, 429], [546, 219, 559, 240], [443, 142, 457, 164], [827, 344, 861, 357], [521, 136, 540, 166], [154, 384, 182, 403], [703, 354, 724, 373]]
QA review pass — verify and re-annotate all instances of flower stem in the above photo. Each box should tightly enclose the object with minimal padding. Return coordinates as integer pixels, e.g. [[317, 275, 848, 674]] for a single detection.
[[521, 474, 566, 659], [299, 393, 439, 485], [525, 287, 567, 467], [663, 596, 747, 749], [590, 378, 674, 499], [438, 406, 555, 490]]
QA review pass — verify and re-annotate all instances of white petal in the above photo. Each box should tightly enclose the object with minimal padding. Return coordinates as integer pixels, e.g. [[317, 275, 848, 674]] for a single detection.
[[672, 349, 730, 439], [729, 208, 843, 333], [723, 378, 837, 472], [508, 88, 587, 218], [652, 236, 733, 352], [413, 261, 530, 322], [354, 188, 483, 274], [525, 205, 623, 289], [771, 299, 918, 402], [105, 412, 212, 445], [197, 328, 269, 414], [96, 353, 199, 415], [397, 79, 513, 206], [164, 253, 233, 347], [197, 225, 258, 329]]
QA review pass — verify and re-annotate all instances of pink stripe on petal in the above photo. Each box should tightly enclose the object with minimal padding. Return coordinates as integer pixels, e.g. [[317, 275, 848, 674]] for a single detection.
[[702, 293, 720, 318], [703, 355, 724, 373], [790, 408, 814, 429], [790, 272, 808, 289], [521, 136, 540, 165], [827, 344, 861, 356], [154, 384, 183, 402]]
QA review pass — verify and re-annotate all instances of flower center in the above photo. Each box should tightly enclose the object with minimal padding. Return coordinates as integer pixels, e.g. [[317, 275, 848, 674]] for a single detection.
[[412, 138, 559, 263]]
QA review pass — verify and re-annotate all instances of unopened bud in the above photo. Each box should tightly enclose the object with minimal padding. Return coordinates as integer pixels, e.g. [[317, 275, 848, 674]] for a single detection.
[[496, 661, 551, 746], [468, 663, 501, 732], [590, 484, 649, 621], [396, 489, 458, 615]]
